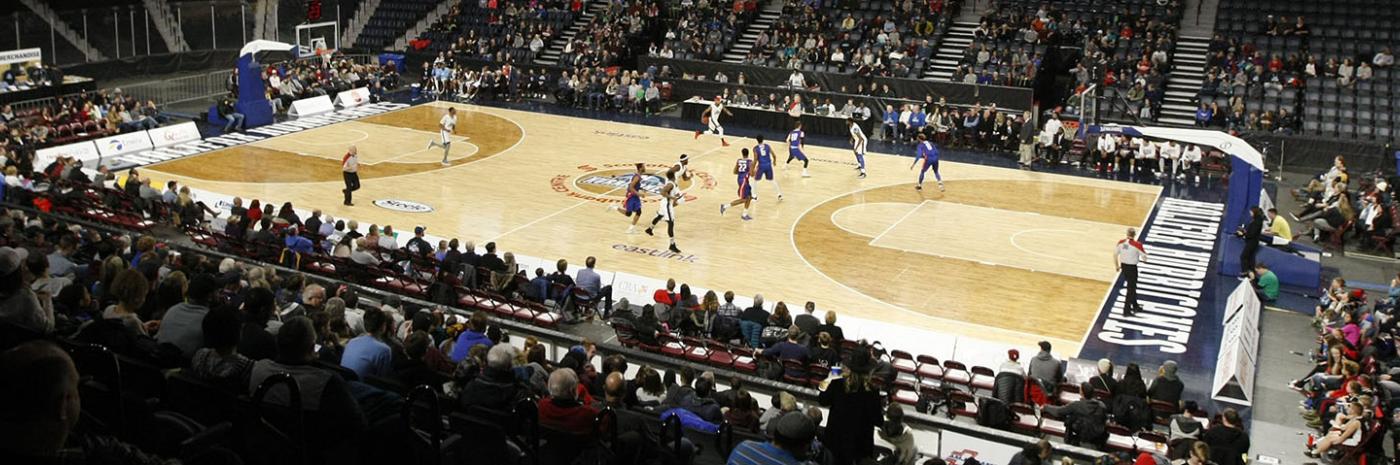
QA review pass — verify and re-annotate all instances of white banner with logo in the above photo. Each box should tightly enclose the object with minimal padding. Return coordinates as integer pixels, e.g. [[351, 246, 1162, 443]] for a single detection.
[[93, 131, 155, 158], [146, 122, 202, 148], [289, 95, 336, 118], [1212, 280, 1261, 406], [0, 48, 42, 65], [35, 141, 101, 168], [335, 87, 371, 108]]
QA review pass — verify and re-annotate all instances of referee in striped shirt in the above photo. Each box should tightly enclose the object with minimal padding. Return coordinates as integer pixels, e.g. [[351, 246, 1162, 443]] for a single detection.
[[1115, 228, 1148, 316], [342, 145, 360, 206]]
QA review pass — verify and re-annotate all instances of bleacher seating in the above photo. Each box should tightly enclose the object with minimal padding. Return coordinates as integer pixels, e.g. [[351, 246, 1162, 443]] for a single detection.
[[410, 0, 579, 64], [1204, 0, 1400, 145], [355, 0, 443, 51], [755, 0, 958, 78]]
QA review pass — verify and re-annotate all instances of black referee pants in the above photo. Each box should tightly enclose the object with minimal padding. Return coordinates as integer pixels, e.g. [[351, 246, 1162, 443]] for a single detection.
[[343, 171, 360, 205], [1122, 263, 1140, 315]]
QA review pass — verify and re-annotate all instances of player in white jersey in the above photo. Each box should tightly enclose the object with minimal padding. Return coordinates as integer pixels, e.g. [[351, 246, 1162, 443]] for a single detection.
[[694, 96, 733, 147], [847, 118, 867, 178], [1158, 140, 1181, 180], [1181, 143, 1203, 184], [427, 107, 465, 165], [644, 167, 684, 253]]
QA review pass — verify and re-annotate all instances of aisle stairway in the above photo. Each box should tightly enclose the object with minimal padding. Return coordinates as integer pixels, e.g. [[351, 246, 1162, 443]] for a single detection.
[[342, 0, 384, 49], [923, 22, 976, 81], [18, 0, 107, 61], [392, 1, 455, 50], [721, 2, 785, 64], [534, 2, 607, 66], [1157, 36, 1211, 127]]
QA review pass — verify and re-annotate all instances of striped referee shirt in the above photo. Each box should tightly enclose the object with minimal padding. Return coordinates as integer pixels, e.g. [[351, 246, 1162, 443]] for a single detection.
[[342, 152, 358, 173]]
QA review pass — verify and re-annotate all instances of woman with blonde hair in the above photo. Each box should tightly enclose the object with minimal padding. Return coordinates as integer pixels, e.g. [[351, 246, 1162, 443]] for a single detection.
[[491, 252, 518, 292]]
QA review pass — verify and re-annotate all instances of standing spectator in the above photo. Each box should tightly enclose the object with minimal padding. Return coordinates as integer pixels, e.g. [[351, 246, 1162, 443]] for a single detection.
[[1237, 207, 1264, 275], [818, 345, 883, 465]]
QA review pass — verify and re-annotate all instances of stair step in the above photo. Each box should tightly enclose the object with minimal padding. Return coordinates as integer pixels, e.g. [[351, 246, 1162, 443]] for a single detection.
[[1165, 90, 1196, 98], [1162, 103, 1196, 112]]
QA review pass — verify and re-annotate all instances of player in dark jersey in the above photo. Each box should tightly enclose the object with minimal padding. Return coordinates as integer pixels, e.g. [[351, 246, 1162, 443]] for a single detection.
[[908, 134, 945, 191], [786, 122, 810, 177], [608, 163, 646, 233], [752, 135, 782, 200], [720, 148, 756, 221]]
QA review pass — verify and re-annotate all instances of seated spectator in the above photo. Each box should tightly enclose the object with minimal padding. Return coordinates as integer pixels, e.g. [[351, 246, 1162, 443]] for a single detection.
[[724, 390, 762, 434], [633, 366, 666, 406], [449, 311, 492, 362], [190, 305, 252, 391], [0, 340, 175, 463], [1306, 400, 1368, 458], [537, 368, 599, 435], [1027, 340, 1062, 392], [1249, 264, 1279, 302], [247, 316, 368, 436], [739, 295, 770, 348], [1202, 408, 1250, 465], [810, 332, 841, 367], [0, 246, 49, 334], [763, 326, 810, 380], [238, 288, 278, 361], [1147, 360, 1185, 410], [816, 310, 844, 343], [993, 349, 1026, 404], [156, 274, 219, 358], [1169, 400, 1205, 441], [728, 411, 818, 465], [341, 308, 393, 380], [1044, 382, 1109, 449]]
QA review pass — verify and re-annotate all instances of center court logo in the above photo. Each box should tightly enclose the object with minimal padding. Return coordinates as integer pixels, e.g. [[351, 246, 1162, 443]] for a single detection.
[[373, 199, 435, 213], [551, 163, 714, 204]]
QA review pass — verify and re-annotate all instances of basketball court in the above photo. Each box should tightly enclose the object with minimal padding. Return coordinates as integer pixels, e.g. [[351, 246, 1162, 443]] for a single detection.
[[143, 101, 1162, 353]]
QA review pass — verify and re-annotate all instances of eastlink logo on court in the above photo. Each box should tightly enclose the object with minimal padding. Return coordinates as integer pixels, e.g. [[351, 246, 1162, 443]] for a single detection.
[[1096, 198, 1224, 354]]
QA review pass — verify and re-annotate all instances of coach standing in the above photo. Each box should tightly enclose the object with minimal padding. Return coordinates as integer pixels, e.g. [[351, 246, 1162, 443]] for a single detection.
[[1018, 111, 1036, 169], [342, 145, 360, 206], [1115, 228, 1147, 316]]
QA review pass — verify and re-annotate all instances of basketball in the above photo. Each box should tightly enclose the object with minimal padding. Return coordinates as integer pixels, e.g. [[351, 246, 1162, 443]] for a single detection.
[[701, 115, 710, 125]]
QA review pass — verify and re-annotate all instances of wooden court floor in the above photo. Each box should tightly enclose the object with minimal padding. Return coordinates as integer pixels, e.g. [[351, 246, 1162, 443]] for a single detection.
[[146, 102, 1161, 352]]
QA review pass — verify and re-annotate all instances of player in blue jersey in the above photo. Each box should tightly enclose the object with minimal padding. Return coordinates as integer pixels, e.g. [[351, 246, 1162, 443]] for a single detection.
[[607, 163, 646, 233], [848, 118, 867, 178], [752, 135, 783, 200], [720, 148, 756, 220], [785, 122, 810, 178], [908, 133, 945, 191]]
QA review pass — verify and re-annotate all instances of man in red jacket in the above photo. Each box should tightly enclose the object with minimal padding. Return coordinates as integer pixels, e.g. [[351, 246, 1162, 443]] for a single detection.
[[537, 368, 599, 435]]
